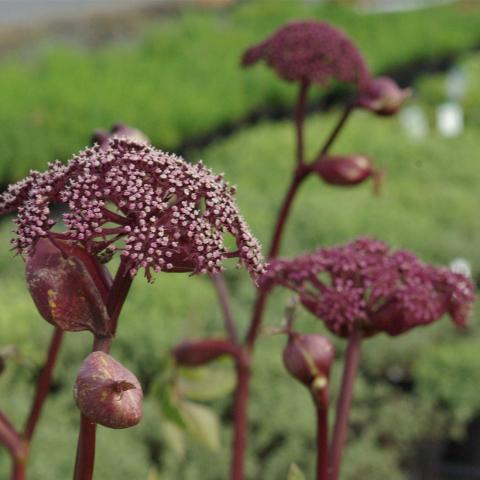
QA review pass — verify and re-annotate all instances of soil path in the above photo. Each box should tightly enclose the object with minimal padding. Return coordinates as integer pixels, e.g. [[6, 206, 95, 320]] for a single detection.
[[0, 0, 169, 27]]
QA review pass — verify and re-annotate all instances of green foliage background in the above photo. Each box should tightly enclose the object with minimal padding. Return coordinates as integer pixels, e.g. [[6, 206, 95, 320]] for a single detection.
[[0, 2, 479, 479]]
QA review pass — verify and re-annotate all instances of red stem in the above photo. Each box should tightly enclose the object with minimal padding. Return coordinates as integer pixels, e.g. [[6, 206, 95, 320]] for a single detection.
[[230, 360, 250, 480], [315, 404, 329, 480], [73, 260, 133, 480], [23, 328, 64, 442], [211, 273, 239, 344], [328, 329, 362, 480], [267, 171, 307, 261], [0, 412, 25, 460], [230, 97, 356, 480], [11, 458, 27, 480], [73, 415, 97, 480], [319, 105, 354, 157]]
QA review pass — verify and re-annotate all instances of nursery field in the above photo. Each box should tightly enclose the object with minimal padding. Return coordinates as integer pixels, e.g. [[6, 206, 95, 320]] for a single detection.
[[0, 2, 479, 480], [1, 1, 480, 179]]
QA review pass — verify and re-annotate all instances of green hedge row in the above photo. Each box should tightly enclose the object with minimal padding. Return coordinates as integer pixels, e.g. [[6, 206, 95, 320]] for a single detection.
[[1, 1, 480, 180]]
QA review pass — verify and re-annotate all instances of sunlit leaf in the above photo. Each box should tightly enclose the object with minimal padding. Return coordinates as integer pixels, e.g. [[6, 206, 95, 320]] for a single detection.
[[162, 420, 186, 459], [287, 463, 306, 480], [180, 401, 221, 451], [177, 365, 236, 401]]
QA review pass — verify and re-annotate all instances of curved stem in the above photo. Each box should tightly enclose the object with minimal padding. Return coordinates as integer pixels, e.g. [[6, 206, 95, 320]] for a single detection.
[[267, 172, 306, 261], [328, 329, 362, 480], [0, 411, 23, 460], [319, 105, 354, 158], [23, 328, 64, 442], [315, 404, 329, 480], [245, 288, 268, 350], [211, 273, 238, 344], [107, 261, 134, 336], [73, 261, 133, 480], [230, 360, 250, 480]]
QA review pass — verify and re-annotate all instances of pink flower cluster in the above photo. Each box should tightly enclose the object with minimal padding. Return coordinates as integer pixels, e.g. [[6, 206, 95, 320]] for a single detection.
[[242, 21, 371, 88], [261, 238, 475, 338], [0, 139, 264, 281]]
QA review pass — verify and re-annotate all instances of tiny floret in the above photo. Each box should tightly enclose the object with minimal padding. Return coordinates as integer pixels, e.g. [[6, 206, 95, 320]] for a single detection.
[[261, 238, 475, 338], [242, 21, 371, 89], [1, 139, 264, 281]]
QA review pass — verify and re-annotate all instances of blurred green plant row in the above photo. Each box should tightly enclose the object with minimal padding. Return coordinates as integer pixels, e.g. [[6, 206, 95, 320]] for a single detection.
[[1, 1, 480, 180], [1, 51, 479, 476], [1, 2, 480, 479]]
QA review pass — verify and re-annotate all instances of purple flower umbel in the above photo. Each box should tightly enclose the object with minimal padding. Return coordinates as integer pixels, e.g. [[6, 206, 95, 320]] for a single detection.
[[242, 21, 371, 89], [261, 238, 475, 338], [1, 139, 264, 281]]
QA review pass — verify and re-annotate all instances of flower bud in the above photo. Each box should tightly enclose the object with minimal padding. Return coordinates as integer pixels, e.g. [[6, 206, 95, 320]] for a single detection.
[[92, 124, 150, 150], [111, 123, 150, 144], [356, 76, 411, 116], [172, 338, 239, 367], [313, 155, 382, 194], [91, 129, 110, 149], [283, 333, 334, 388], [74, 352, 143, 429], [26, 238, 111, 335]]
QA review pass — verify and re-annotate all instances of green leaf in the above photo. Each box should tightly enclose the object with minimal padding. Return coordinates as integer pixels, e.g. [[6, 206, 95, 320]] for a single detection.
[[157, 384, 186, 428], [287, 463, 306, 480], [179, 401, 221, 451], [162, 420, 186, 459], [177, 365, 236, 401]]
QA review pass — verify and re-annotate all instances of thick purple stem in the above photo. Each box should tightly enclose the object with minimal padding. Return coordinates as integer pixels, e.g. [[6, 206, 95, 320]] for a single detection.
[[316, 403, 329, 480], [11, 459, 27, 480], [73, 260, 133, 480], [211, 273, 239, 344], [24, 328, 64, 441], [328, 329, 362, 480], [319, 105, 354, 157], [230, 359, 250, 480]]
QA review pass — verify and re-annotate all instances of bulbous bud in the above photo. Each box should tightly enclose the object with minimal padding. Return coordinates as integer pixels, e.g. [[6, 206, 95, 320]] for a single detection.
[[111, 123, 150, 144], [283, 333, 334, 388], [313, 155, 382, 194], [172, 338, 239, 367], [74, 352, 143, 429], [92, 124, 150, 150], [26, 238, 111, 335], [356, 76, 411, 116]]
